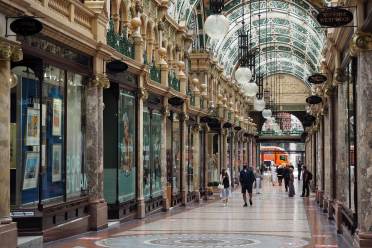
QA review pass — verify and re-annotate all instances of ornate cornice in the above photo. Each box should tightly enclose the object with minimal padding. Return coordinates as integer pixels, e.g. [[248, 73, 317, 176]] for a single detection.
[[349, 31, 372, 57]]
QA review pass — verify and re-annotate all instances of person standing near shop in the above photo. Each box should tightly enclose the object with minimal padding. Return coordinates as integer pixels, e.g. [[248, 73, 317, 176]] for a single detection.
[[283, 165, 290, 192], [297, 161, 303, 180], [301, 166, 312, 197], [240, 165, 256, 206], [220, 169, 230, 206]]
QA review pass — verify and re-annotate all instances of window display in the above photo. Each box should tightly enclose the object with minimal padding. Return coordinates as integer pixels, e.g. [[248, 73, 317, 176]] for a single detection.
[[10, 63, 87, 206], [143, 109, 162, 199], [118, 90, 136, 202]]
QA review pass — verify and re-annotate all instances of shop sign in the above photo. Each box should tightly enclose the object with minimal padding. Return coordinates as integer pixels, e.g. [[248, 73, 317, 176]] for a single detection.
[[106, 60, 128, 73], [10, 16, 43, 36], [317, 7, 353, 27], [308, 74, 327, 84], [11, 211, 35, 217], [306, 95, 322, 105]]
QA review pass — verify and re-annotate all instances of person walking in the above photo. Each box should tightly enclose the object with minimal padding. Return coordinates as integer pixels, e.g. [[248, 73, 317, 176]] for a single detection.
[[283, 165, 290, 192], [277, 165, 284, 186], [301, 166, 312, 197], [288, 166, 295, 197], [297, 161, 303, 180], [240, 165, 256, 206], [255, 169, 263, 194], [220, 169, 230, 206]]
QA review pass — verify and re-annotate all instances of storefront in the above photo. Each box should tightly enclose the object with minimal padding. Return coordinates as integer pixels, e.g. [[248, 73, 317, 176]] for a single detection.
[[166, 110, 182, 206], [10, 35, 91, 237], [143, 94, 163, 213], [103, 71, 137, 220], [186, 118, 195, 202]]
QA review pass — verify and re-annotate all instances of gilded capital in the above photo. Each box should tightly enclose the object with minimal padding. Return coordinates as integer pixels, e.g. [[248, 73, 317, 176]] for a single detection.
[[0, 42, 12, 60], [137, 87, 148, 100], [91, 73, 110, 88], [192, 123, 201, 133], [349, 31, 372, 57]]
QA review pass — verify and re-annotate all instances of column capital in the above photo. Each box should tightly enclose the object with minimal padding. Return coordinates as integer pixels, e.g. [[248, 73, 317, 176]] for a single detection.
[[137, 86, 148, 100], [349, 31, 372, 57], [90, 73, 110, 88], [0, 40, 23, 62]]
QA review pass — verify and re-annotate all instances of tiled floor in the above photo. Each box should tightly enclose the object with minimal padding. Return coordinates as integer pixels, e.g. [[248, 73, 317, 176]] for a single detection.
[[46, 177, 351, 248]]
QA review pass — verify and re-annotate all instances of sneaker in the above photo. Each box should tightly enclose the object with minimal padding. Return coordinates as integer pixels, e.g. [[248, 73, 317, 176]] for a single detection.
[[249, 199, 253, 206], [243, 203, 248, 207]]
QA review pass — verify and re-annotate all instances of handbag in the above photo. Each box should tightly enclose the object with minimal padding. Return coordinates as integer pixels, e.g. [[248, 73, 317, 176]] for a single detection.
[[217, 184, 224, 190]]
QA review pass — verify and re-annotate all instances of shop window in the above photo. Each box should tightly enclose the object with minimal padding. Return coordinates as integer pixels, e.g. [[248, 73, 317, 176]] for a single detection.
[[187, 126, 194, 193], [10, 64, 87, 206], [143, 109, 162, 199], [346, 59, 357, 212]]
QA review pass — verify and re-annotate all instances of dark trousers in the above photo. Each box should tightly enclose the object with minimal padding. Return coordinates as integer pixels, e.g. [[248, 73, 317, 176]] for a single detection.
[[298, 169, 302, 180], [284, 178, 289, 191], [302, 182, 310, 196]]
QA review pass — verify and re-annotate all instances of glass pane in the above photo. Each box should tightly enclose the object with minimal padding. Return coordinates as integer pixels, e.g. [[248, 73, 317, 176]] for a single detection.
[[12, 66, 41, 206], [66, 72, 86, 198], [42, 64, 65, 203], [187, 128, 194, 192], [172, 113, 181, 194], [118, 90, 136, 202], [152, 111, 162, 197], [143, 109, 151, 198], [347, 62, 355, 212]]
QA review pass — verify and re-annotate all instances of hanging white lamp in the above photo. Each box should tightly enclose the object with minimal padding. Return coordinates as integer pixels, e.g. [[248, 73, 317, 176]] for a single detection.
[[254, 97, 265, 111], [204, 15, 229, 40], [243, 82, 258, 97], [235, 66, 252, 85], [262, 108, 272, 119]]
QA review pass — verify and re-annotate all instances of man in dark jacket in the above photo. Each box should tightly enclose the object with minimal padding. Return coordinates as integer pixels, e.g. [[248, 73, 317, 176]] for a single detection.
[[240, 166, 256, 206], [283, 165, 290, 192], [301, 166, 312, 197]]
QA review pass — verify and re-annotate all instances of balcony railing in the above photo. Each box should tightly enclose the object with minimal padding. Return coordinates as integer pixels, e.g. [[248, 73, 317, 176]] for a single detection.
[[150, 64, 161, 83], [107, 19, 135, 59], [168, 71, 180, 91]]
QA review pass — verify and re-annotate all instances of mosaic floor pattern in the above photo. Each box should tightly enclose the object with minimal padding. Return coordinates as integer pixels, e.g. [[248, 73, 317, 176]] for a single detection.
[[96, 233, 309, 248]]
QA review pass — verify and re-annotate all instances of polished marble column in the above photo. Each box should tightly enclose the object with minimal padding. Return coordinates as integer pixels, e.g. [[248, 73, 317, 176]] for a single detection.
[[86, 79, 108, 230], [180, 112, 188, 205], [192, 123, 201, 201], [0, 39, 21, 248], [355, 51, 372, 247], [136, 76, 146, 218], [161, 99, 170, 210]]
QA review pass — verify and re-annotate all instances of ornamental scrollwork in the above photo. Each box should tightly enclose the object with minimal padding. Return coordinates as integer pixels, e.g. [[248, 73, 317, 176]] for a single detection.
[[137, 87, 148, 100], [91, 73, 110, 88]]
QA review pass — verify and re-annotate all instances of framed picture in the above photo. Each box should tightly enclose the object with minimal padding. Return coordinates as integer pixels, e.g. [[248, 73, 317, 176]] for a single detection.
[[25, 108, 40, 146], [23, 152, 40, 190], [41, 144, 46, 170], [52, 98, 62, 136], [52, 144, 62, 182]]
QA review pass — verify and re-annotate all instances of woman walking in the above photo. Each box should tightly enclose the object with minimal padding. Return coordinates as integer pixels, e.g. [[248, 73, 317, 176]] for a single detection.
[[288, 166, 295, 197], [220, 169, 230, 206]]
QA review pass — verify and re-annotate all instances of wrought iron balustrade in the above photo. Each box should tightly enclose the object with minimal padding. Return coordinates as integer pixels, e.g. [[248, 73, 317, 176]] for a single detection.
[[150, 64, 161, 83], [107, 19, 135, 59], [168, 71, 180, 91]]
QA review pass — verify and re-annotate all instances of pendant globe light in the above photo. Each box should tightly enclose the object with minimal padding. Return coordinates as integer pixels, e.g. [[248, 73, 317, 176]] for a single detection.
[[254, 97, 265, 111], [262, 108, 272, 119], [235, 66, 252, 85], [204, 0, 229, 40], [243, 82, 258, 97]]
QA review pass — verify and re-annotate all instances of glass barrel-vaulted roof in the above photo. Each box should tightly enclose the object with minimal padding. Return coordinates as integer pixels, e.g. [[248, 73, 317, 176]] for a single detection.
[[207, 0, 325, 86]]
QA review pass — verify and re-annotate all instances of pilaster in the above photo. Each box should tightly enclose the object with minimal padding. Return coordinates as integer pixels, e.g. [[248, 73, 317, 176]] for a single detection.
[[161, 99, 170, 210], [136, 74, 147, 218], [0, 39, 22, 248], [192, 123, 201, 201]]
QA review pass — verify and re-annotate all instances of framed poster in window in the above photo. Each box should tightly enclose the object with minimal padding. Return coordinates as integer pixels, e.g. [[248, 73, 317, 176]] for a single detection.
[[23, 152, 40, 190], [25, 108, 40, 146], [52, 144, 62, 182], [52, 98, 62, 136]]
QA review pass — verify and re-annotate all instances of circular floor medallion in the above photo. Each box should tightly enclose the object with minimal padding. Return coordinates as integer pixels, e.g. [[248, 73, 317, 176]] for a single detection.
[[96, 233, 309, 248]]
